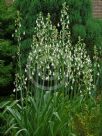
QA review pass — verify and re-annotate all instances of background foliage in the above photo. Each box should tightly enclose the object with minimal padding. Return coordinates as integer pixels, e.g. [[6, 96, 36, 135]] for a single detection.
[[0, 0, 16, 95]]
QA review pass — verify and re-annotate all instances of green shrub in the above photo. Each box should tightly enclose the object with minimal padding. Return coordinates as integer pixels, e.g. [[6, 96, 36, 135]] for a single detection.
[[0, 0, 16, 95], [73, 98, 102, 136], [72, 24, 86, 39], [86, 19, 102, 45], [0, 0, 16, 39], [0, 40, 16, 94]]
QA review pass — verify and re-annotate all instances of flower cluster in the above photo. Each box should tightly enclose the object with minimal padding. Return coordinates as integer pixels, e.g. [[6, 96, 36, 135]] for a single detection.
[[26, 3, 93, 96]]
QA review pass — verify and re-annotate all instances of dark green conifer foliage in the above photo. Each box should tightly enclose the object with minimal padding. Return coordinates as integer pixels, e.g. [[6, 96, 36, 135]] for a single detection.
[[0, 40, 13, 87], [0, 0, 16, 95]]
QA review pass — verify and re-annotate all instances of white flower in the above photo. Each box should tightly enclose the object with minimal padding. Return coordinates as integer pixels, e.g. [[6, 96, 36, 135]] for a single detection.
[[80, 90, 82, 94], [25, 77, 27, 81], [72, 78, 75, 83], [45, 76, 49, 80], [97, 64, 100, 68], [15, 29, 17, 33], [46, 65, 50, 69], [19, 23, 21, 27], [23, 31, 25, 35], [12, 34, 14, 37], [57, 23, 60, 27], [71, 86, 73, 90], [13, 89, 16, 92]]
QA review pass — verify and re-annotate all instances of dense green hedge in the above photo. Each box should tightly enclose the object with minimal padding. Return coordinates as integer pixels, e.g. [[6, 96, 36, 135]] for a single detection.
[[0, 0, 16, 95]]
